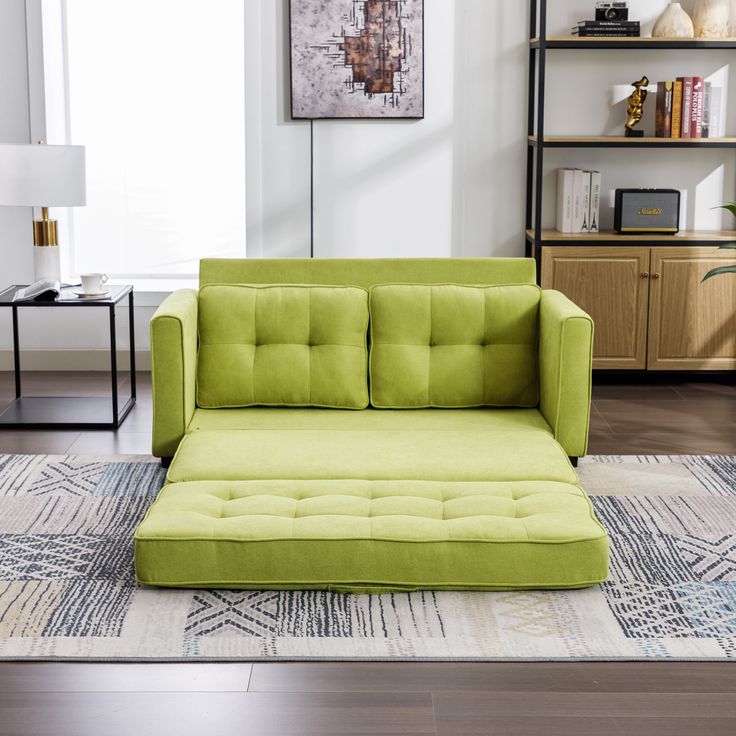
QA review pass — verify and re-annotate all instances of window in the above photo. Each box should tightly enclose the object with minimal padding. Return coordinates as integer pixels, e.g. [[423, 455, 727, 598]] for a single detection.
[[36, 0, 246, 278]]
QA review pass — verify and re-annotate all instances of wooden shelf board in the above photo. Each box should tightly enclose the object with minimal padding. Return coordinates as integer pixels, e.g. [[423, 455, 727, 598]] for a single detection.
[[529, 136, 736, 145], [527, 229, 736, 243], [531, 36, 736, 45]]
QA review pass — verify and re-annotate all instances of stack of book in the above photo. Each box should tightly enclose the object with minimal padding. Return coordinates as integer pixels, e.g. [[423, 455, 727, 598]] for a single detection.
[[655, 78, 724, 138], [571, 20, 641, 37], [556, 169, 602, 234]]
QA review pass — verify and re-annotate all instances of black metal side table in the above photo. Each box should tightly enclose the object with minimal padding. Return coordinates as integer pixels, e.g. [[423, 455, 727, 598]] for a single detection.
[[0, 284, 136, 429]]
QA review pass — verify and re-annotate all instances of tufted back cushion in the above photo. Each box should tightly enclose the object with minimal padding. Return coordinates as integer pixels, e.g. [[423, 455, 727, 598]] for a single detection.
[[369, 284, 540, 408], [197, 285, 369, 409]]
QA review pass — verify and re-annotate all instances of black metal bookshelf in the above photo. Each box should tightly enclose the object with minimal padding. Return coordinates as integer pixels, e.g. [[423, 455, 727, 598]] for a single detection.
[[525, 0, 736, 261]]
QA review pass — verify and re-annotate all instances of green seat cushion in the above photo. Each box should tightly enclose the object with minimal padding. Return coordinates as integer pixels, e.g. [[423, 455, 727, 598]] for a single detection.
[[168, 419, 577, 485], [135, 479, 608, 590], [196, 285, 369, 409], [369, 284, 540, 408], [187, 406, 554, 432]]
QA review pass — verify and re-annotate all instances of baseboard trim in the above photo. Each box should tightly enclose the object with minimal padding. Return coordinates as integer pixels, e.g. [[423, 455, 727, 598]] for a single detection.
[[0, 350, 151, 372]]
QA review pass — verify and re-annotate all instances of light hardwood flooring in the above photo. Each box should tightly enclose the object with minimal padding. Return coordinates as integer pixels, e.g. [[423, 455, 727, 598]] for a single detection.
[[0, 371, 734, 735]]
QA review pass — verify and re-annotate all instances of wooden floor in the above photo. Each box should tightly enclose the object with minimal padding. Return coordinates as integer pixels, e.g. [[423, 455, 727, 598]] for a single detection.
[[0, 371, 734, 735]]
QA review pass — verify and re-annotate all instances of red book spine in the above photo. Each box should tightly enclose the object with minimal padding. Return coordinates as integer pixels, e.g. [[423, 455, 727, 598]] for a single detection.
[[655, 83, 667, 137], [691, 77, 705, 139], [680, 77, 693, 138], [664, 82, 673, 137]]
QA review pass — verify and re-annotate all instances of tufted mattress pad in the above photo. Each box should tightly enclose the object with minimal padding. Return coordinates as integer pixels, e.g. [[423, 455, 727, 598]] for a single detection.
[[135, 478, 608, 591]]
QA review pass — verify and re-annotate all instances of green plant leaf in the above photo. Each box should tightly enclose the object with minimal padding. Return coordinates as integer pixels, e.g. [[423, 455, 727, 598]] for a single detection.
[[716, 203, 736, 219], [702, 265, 736, 282]]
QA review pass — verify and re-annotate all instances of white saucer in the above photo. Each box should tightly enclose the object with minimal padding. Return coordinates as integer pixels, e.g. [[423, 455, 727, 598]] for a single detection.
[[73, 288, 111, 299]]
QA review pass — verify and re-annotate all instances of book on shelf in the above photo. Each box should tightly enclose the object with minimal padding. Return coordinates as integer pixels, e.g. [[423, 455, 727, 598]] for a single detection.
[[666, 76, 723, 140], [575, 20, 641, 27], [556, 169, 573, 233], [572, 169, 585, 233], [703, 82, 712, 138], [589, 171, 601, 233], [571, 20, 640, 37], [555, 169, 601, 235], [680, 77, 694, 138], [691, 77, 705, 138], [572, 29, 641, 36], [655, 81, 674, 137], [581, 171, 592, 232], [709, 86, 723, 138], [671, 80, 683, 138]]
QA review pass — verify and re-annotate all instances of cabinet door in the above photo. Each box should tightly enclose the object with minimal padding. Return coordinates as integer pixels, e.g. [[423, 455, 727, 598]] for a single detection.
[[541, 246, 651, 370], [648, 247, 736, 371]]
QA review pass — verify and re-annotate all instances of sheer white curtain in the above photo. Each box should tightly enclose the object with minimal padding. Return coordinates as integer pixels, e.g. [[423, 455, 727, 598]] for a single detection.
[[40, 0, 246, 278]]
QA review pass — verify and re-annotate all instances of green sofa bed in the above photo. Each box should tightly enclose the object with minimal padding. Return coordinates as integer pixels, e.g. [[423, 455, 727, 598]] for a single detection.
[[135, 258, 608, 592]]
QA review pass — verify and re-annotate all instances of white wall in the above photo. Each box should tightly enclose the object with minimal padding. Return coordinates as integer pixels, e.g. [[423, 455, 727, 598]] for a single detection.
[[247, 0, 735, 258], [246, 0, 530, 259], [0, 0, 33, 303]]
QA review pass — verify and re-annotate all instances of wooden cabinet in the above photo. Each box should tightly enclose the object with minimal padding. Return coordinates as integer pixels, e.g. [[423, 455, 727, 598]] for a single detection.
[[648, 248, 736, 370], [541, 245, 736, 371], [541, 247, 651, 369]]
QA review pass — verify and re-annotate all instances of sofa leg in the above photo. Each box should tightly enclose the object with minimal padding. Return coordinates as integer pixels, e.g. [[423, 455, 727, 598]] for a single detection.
[[569, 456, 579, 468], [160, 457, 173, 469]]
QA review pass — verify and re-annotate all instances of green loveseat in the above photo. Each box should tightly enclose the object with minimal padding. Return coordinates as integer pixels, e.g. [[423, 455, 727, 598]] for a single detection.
[[135, 258, 608, 591]]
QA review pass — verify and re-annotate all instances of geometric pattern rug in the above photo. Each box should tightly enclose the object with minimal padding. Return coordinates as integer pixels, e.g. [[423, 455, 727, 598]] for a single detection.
[[0, 453, 734, 661]]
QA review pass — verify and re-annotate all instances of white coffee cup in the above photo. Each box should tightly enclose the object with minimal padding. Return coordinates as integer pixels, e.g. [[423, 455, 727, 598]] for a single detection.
[[81, 272, 108, 294]]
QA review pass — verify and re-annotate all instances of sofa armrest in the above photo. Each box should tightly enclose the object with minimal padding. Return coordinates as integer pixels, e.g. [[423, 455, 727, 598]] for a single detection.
[[150, 289, 198, 458], [539, 290, 594, 458]]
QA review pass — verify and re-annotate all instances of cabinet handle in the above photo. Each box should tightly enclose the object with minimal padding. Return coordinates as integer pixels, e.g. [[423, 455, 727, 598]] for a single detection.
[[652, 273, 661, 280], [640, 272, 650, 279]]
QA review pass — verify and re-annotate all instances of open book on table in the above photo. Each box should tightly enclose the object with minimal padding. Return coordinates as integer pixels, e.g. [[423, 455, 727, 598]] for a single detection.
[[12, 280, 62, 302]]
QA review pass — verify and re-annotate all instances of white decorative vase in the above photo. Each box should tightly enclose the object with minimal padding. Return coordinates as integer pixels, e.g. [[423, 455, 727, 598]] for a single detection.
[[693, 0, 730, 38], [652, 3, 695, 37]]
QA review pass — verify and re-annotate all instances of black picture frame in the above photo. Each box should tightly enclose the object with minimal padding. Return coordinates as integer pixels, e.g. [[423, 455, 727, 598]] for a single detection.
[[289, 0, 425, 120]]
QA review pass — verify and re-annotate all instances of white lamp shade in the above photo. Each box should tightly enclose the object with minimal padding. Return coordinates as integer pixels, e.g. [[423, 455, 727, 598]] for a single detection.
[[0, 144, 86, 207]]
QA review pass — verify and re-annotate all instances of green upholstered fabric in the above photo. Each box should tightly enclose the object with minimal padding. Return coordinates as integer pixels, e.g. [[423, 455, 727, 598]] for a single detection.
[[135, 479, 608, 590], [187, 406, 554, 433], [167, 413, 576, 484], [142, 258, 604, 592], [369, 284, 540, 408], [199, 258, 537, 289], [196, 285, 369, 409], [539, 290, 594, 458], [150, 289, 198, 458]]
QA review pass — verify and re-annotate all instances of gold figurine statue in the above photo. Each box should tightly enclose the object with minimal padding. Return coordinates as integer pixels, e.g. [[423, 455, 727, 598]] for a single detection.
[[625, 76, 649, 137]]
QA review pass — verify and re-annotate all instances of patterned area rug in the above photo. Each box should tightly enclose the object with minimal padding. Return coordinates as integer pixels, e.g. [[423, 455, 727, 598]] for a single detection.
[[0, 453, 734, 661]]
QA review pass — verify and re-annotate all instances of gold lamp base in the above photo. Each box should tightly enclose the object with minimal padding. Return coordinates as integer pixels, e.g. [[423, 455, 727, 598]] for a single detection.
[[31, 206, 61, 281], [32, 206, 58, 247]]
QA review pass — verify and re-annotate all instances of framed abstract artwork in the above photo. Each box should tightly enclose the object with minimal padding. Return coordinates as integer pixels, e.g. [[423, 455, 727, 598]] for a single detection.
[[289, 0, 424, 119]]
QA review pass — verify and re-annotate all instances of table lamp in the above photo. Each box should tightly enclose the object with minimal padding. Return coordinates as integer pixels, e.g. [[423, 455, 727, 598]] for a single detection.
[[0, 141, 86, 281]]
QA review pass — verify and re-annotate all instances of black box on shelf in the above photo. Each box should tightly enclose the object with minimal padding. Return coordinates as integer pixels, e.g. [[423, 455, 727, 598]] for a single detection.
[[614, 189, 681, 234]]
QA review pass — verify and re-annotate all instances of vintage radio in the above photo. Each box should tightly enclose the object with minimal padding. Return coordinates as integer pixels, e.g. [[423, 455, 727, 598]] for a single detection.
[[614, 188, 681, 234]]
